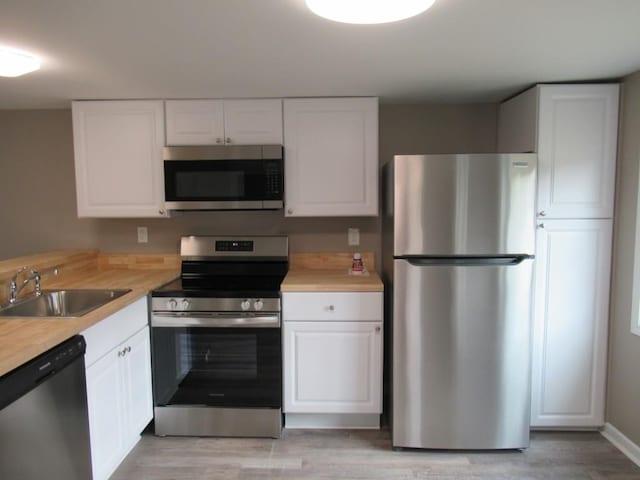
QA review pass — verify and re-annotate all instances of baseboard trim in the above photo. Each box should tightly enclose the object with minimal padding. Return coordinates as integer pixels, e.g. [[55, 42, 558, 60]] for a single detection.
[[284, 413, 380, 429], [601, 422, 640, 467]]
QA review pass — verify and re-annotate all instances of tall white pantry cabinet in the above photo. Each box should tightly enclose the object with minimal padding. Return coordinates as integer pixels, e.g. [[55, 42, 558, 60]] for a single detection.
[[498, 84, 619, 428]]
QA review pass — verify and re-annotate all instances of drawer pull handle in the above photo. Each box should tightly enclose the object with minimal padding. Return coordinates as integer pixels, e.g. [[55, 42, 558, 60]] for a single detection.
[[327, 305, 335, 311]]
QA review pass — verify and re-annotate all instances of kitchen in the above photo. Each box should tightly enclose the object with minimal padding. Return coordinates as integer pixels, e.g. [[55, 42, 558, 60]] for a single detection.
[[2, 0, 640, 479]]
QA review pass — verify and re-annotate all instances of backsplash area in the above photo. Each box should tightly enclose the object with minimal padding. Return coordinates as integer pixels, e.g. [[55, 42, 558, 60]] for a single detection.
[[94, 213, 380, 256]]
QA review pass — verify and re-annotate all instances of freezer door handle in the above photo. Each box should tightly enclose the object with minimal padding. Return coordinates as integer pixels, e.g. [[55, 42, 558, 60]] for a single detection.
[[403, 255, 532, 267]]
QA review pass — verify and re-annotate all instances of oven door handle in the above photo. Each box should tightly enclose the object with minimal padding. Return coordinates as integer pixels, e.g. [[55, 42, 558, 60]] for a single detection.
[[151, 313, 281, 328]]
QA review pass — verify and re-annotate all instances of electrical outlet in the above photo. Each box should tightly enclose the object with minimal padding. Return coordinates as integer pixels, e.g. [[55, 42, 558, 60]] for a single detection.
[[348, 228, 360, 246], [137, 226, 148, 243]]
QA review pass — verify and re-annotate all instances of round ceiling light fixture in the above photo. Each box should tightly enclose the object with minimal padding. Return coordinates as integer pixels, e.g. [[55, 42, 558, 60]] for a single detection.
[[305, 0, 436, 24], [0, 47, 40, 77]]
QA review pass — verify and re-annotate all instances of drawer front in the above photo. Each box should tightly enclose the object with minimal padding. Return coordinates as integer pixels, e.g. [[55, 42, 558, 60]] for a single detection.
[[82, 297, 149, 367], [282, 292, 382, 322]]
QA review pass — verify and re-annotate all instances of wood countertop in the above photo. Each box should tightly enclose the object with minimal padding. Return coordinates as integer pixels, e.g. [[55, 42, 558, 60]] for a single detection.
[[0, 250, 178, 377], [281, 269, 383, 292], [281, 252, 384, 292]]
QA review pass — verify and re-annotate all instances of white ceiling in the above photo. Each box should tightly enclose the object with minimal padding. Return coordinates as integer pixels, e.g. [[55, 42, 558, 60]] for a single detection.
[[1, 0, 640, 109]]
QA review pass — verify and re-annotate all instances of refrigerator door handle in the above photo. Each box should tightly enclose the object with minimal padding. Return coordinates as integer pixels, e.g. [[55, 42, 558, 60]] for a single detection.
[[402, 255, 533, 267]]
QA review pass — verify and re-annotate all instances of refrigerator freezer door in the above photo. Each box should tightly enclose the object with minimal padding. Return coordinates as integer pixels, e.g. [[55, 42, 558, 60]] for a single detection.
[[392, 258, 533, 449], [393, 154, 536, 257]]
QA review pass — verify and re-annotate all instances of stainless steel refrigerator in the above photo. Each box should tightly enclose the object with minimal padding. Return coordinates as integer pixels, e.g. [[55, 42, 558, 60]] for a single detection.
[[382, 153, 537, 450]]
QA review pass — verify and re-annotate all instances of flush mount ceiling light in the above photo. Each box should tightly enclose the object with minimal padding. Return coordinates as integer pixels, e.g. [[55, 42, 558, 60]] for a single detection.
[[305, 0, 436, 24], [0, 47, 40, 77]]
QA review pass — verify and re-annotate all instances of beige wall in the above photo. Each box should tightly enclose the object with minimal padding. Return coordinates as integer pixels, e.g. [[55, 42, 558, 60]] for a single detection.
[[607, 71, 640, 444], [379, 103, 498, 166], [0, 110, 100, 259], [0, 103, 497, 264]]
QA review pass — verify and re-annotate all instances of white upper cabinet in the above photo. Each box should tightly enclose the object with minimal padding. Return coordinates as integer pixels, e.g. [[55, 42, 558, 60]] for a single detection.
[[537, 85, 618, 219], [72, 100, 167, 218], [223, 99, 283, 145], [165, 100, 224, 145], [283, 97, 379, 217], [498, 84, 619, 219], [165, 99, 283, 145]]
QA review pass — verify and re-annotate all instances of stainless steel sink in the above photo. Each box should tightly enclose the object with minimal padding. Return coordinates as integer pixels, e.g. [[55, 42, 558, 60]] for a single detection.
[[0, 289, 131, 318]]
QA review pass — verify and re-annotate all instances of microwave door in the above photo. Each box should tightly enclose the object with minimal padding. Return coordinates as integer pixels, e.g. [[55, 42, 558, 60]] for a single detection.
[[163, 156, 283, 211]]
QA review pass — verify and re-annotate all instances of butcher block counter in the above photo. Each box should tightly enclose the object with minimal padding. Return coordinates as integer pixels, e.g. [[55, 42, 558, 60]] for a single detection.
[[0, 250, 179, 377], [281, 252, 383, 292]]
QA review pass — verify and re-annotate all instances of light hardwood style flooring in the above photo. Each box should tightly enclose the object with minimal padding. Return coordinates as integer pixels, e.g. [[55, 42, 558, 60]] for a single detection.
[[112, 429, 640, 480]]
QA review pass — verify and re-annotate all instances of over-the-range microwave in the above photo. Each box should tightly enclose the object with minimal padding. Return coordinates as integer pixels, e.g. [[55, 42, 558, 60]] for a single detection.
[[163, 145, 284, 211]]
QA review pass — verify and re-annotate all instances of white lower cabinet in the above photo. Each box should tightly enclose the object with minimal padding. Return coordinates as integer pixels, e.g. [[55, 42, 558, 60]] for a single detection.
[[530, 219, 612, 428], [82, 298, 153, 480], [282, 292, 383, 428]]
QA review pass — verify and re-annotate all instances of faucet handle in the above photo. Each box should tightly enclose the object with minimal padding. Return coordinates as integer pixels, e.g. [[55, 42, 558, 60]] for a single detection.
[[31, 266, 60, 296], [7, 266, 29, 304], [9, 266, 29, 285]]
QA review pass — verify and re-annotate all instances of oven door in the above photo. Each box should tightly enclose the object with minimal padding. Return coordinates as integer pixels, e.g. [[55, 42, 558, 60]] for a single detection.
[[164, 146, 284, 210], [151, 317, 281, 409]]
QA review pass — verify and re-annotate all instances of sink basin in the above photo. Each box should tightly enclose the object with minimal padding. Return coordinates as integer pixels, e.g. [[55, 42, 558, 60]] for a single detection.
[[0, 289, 131, 318]]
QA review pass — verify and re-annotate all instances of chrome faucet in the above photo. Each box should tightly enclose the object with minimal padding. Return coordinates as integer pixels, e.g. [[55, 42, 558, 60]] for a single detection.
[[8, 266, 60, 304]]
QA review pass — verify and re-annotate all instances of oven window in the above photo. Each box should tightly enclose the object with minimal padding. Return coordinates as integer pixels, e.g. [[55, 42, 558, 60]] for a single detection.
[[151, 327, 281, 408], [175, 171, 245, 199]]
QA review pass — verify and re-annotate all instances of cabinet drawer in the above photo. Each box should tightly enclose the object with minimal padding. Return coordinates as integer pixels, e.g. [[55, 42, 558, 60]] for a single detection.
[[82, 297, 149, 367], [282, 292, 382, 322]]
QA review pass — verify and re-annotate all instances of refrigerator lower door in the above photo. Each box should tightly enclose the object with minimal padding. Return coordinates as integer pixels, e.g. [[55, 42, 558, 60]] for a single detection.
[[392, 257, 533, 450]]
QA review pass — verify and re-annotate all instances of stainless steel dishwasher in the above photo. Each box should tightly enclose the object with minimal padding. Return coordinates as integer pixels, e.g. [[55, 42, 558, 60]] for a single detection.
[[0, 335, 93, 479]]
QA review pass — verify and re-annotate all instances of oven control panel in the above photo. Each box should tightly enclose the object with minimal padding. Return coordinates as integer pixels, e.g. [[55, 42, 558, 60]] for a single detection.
[[215, 240, 253, 252], [152, 297, 281, 313]]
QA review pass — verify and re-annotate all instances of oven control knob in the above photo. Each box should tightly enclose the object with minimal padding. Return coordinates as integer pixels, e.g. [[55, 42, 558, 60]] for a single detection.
[[167, 299, 178, 310], [254, 299, 264, 311], [180, 299, 190, 310], [241, 299, 251, 311]]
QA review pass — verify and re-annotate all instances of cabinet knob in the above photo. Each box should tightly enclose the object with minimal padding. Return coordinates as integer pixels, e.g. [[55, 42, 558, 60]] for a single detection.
[[216, 138, 223, 144], [226, 137, 232, 144], [159, 209, 165, 215], [538, 223, 545, 229], [375, 326, 381, 332], [539, 210, 547, 217], [328, 305, 335, 311], [287, 208, 293, 215], [126, 346, 131, 353]]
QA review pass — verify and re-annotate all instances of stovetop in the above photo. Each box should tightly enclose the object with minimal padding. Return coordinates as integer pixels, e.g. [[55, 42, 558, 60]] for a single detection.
[[152, 278, 282, 299], [152, 235, 289, 300]]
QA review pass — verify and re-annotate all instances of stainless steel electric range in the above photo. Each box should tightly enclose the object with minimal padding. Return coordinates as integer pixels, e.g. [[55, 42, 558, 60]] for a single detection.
[[150, 235, 288, 438]]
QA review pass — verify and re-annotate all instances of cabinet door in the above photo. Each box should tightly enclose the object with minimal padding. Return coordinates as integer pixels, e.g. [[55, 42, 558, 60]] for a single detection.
[[531, 219, 612, 427], [165, 99, 225, 145], [537, 85, 619, 219], [223, 99, 283, 145], [121, 326, 154, 443], [284, 321, 382, 413], [86, 349, 126, 480], [72, 100, 166, 217], [283, 97, 378, 216]]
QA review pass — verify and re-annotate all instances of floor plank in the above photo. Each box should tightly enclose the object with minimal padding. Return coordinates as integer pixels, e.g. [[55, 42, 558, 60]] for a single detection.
[[111, 429, 640, 480]]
